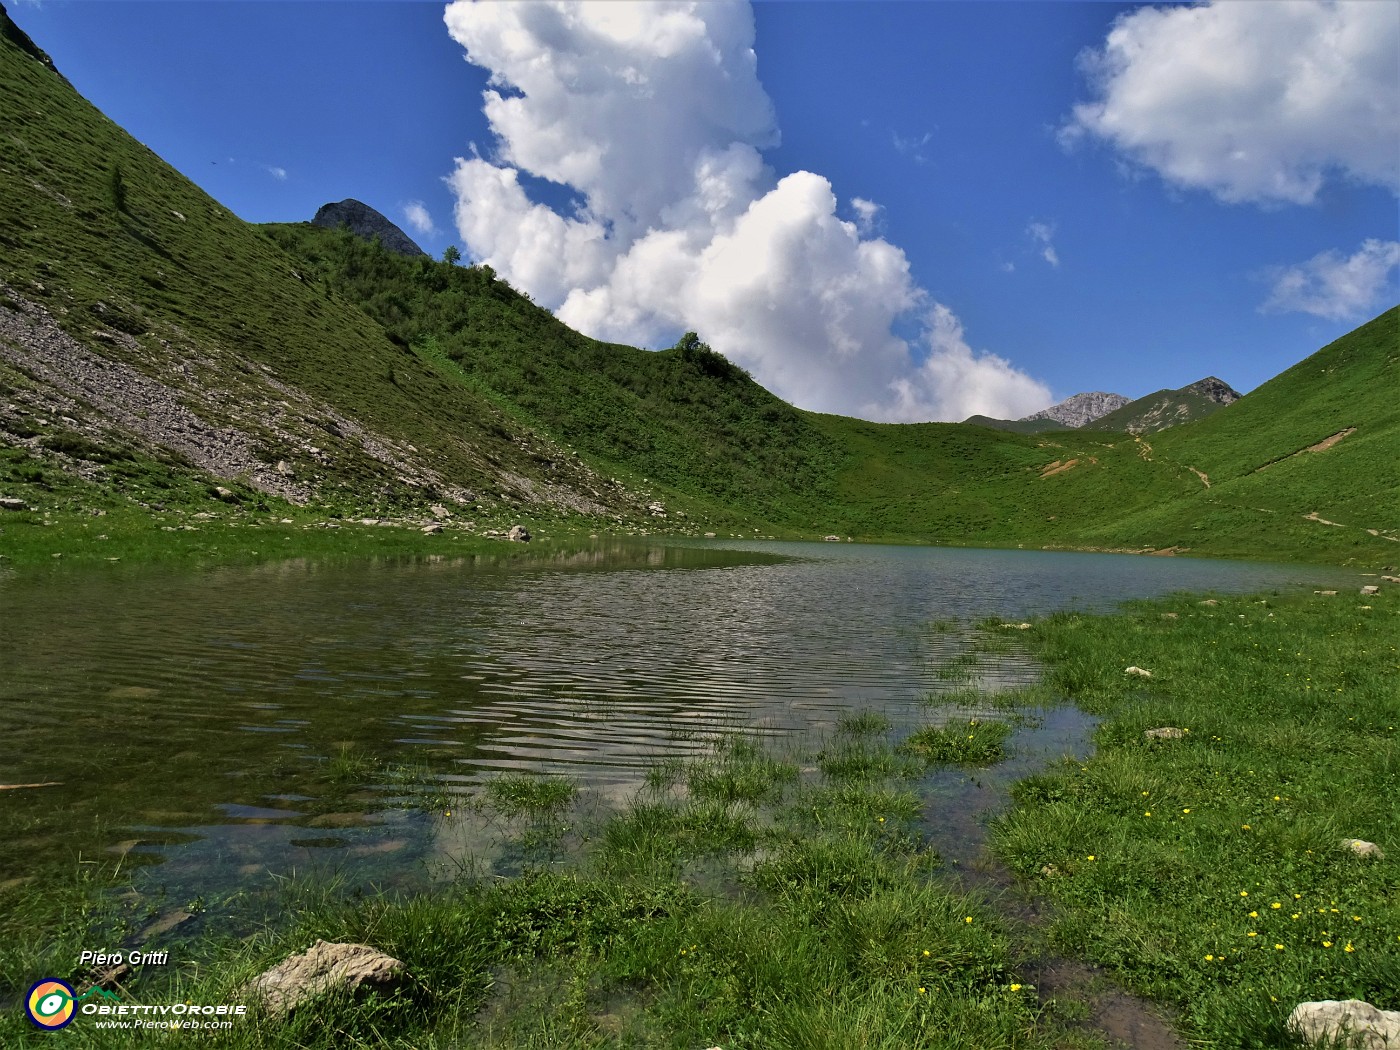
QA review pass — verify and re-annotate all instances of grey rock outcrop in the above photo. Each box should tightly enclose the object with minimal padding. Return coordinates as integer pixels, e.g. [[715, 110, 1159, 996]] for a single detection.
[[1, 2, 71, 85], [1021, 392, 1131, 429], [1287, 999, 1400, 1048], [312, 200, 426, 258], [1183, 376, 1241, 406], [243, 940, 406, 1018]]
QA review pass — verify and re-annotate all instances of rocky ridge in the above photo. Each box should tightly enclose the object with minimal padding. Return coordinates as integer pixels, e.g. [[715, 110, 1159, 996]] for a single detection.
[[1020, 391, 1131, 429], [1182, 376, 1241, 407], [1085, 376, 1243, 435], [0, 283, 623, 518], [312, 199, 426, 258]]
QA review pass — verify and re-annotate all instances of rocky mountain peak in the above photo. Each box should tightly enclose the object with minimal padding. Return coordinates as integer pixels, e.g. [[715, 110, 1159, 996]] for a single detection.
[[1020, 391, 1131, 428], [1, 2, 70, 85], [1184, 376, 1241, 406], [311, 199, 426, 259]]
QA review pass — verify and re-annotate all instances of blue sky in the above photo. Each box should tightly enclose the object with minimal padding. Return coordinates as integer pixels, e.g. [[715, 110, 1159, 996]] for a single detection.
[[10, 1, 1399, 421]]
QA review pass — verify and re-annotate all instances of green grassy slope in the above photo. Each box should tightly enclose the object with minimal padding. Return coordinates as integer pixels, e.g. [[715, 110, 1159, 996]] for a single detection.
[[961, 415, 1070, 435], [1085, 383, 1229, 434], [262, 222, 842, 525], [1090, 307, 1400, 561], [802, 416, 1180, 544], [0, 22, 627, 524]]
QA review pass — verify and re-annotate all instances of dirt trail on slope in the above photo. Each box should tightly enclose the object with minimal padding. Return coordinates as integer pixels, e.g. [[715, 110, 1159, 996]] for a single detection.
[[1255, 426, 1357, 472]]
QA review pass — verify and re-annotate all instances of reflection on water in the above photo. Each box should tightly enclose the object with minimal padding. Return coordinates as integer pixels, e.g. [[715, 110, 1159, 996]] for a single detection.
[[0, 540, 1351, 902]]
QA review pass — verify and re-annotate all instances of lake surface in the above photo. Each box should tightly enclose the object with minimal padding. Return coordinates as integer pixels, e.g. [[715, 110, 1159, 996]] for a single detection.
[[0, 540, 1355, 906]]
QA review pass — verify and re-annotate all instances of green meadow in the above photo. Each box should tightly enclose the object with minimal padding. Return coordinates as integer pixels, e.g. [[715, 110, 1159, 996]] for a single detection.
[[995, 586, 1400, 1047]]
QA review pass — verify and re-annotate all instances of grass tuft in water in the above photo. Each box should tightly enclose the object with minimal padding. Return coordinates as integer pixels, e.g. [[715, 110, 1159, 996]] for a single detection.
[[901, 718, 1014, 764], [836, 709, 893, 737], [685, 737, 797, 806], [484, 774, 578, 820], [322, 743, 380, 786]]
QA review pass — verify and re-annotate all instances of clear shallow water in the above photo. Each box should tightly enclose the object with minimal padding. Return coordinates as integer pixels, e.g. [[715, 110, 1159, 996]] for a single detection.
[[0, 540, 1355, 901]]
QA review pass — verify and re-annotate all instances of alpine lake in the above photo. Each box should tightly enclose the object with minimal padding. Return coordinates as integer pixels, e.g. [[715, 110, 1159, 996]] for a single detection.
[[0, 540, 1355, 932]]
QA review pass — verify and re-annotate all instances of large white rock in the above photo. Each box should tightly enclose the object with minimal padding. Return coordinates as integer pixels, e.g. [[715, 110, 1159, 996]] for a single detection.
[[1341, 838, 1385, 860], [243, 940, 406, 1018], [1287, 1000, 1400, 1048]]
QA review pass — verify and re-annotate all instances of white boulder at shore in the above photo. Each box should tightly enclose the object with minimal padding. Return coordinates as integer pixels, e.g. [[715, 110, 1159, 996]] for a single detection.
[[1287, 999, 1400, 1049]]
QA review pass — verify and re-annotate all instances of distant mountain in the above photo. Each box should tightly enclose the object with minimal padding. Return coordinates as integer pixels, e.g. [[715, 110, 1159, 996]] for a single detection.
[[1022, 391, 1131, 429], [962, 414, 1070, 435], [962, 391, 1125, 433], [311, 199, 426, 258], [1084, 376, 1240, 434]]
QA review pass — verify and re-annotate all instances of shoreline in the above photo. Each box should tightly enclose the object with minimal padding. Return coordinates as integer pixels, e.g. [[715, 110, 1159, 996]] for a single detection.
[[2, 503, 1393, 576], [2, 584, 1393, 1047]]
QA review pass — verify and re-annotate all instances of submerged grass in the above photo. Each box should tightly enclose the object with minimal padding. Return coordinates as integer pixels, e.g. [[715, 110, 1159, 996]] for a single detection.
[[1, 730, 1076, 1049], [992, 585, 1400, 1048], [901, 719, 1014, 765]]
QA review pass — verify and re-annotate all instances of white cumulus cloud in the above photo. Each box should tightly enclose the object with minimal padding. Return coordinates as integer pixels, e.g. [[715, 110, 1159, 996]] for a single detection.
[[403, 200, 438, 237], [1063, 0, 1400, 205], [1262, 239, 1400, 321], [441, 0, 1050, 422]]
